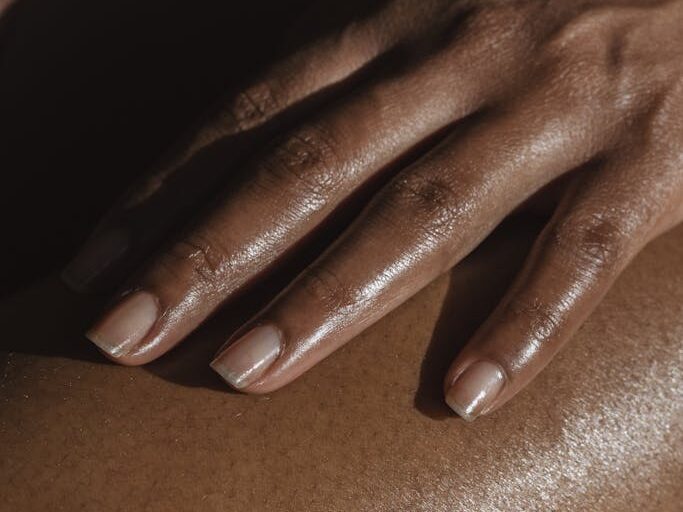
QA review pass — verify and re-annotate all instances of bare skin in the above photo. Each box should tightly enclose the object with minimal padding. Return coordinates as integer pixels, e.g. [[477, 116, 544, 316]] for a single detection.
[[64, 0, 683, 420]]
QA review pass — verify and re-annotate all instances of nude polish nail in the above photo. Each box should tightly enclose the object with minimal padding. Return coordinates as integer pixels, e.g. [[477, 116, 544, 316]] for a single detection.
[[210, 326, 282, 390], [62, 228, 129, 292], [445, 361, 505, 421], [86, 291, 159, 358]]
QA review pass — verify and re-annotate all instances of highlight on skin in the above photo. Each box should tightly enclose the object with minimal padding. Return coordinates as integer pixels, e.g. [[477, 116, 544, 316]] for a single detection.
[[66, 0, 683, 420]]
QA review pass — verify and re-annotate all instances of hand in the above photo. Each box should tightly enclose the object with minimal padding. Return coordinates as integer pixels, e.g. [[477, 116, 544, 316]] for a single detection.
[[65, 0, 683, 420]]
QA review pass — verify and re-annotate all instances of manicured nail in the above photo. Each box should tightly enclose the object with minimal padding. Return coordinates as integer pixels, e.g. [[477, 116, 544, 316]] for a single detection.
[[62, 228, 129, 292], [210, 325, 282, 390], [86, 291, 159, 358], [445, 361, 505, 421]]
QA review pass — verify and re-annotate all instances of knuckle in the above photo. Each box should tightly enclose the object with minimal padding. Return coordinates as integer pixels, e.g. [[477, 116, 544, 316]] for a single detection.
[[259, 124, 342, 200], [505, 296, 566, 349], [550, 212, 629, 275], [162, 232, 232, 287], [223, 81, 283, 133], [299, 266, 358, 313], [540, 8, 659, 109], [384, 172, 464, 240]]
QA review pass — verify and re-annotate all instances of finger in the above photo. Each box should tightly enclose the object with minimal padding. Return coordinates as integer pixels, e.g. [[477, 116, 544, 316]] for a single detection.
[[209, 84, 614, 393], [61, 11, 397, 292], [83, 31, 502, 366], [61, 1, 529, 293], [443, 144, 683, 421]]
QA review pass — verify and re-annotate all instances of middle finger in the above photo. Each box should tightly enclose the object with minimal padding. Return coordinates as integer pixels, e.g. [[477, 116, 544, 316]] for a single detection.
[[84, 25, 503, 364], [210, 79, 617, 393]]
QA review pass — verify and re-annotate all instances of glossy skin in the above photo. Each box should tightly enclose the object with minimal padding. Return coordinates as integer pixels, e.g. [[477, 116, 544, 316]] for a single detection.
[[63, 0, 683, 420]]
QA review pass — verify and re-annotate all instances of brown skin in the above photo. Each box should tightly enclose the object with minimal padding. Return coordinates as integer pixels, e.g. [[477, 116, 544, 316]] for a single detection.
[[65, 0, 683, 420], [5, 226, 683, 511]]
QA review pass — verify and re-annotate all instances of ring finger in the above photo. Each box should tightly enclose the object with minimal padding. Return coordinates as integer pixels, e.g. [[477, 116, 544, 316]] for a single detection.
[[210, 82, 616, 393]]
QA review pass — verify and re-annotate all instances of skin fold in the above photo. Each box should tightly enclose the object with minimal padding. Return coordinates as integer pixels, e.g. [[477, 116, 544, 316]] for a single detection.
[[62, 0, 683, 420]]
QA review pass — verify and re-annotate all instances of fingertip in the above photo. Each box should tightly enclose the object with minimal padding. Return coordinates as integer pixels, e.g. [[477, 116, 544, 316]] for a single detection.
[[85, 290, 160, 362], [210, 325, 283, 391], [444, 360, 506, 421]]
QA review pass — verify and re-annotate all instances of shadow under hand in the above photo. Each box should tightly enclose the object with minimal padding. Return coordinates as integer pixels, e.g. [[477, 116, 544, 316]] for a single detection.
[[0, 275, 106, 362], [0, 214, 547, 395], [414, 214, 545, 419]]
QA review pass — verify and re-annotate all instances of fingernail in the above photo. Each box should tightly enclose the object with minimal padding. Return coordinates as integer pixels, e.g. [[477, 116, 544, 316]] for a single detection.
[[86, 291, 159, 358], [445, 361, 505, 421], [210, 325, 282, 390], [62, 228, 129, 292]]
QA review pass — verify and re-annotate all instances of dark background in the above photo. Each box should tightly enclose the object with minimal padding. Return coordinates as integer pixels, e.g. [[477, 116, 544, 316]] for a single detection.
[[0, 0, 321, 296]]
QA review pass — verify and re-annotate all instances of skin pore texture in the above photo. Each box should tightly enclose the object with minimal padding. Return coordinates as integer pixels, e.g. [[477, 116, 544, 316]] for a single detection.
[[63, 0, 683, 420]]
